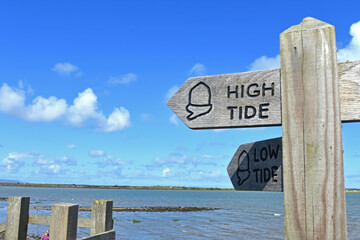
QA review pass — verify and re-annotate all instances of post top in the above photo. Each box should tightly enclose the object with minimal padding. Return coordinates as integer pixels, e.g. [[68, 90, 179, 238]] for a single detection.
[[52, 203, 79, 207], [282, 17, 334, 34]]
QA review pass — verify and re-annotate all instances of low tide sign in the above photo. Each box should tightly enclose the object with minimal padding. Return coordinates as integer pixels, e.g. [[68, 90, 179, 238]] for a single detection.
[[227, 137, 282, 192]]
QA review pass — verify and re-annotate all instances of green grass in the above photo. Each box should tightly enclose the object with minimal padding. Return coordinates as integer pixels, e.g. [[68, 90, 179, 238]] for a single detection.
[[172, 219, 180, 221], [132, 219, 141, 223]]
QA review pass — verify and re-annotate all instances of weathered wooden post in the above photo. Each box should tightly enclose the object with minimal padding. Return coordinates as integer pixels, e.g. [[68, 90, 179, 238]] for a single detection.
[[5, 196, 30, 240], [280, 17, 347, 239], [50, 203, 79, 240], [90, 200, 113, 236]]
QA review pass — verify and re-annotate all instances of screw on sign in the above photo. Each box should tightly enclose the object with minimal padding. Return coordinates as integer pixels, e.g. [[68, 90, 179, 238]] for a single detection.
[[227, 137, 282, 192]]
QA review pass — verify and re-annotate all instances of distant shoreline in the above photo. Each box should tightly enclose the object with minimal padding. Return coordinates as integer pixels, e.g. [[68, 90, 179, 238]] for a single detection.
[[0, 182, 233, 191], [0, 182, 359, 193]]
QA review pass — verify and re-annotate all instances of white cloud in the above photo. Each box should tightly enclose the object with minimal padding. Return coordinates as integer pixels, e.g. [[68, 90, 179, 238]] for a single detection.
[[34, 154, 73, 174], [1, 152, 40, 173], [2, 153, 25, 173], [108, 73, 137, 85], [67, 144, 76, 149], [95, 155, 128, 177], [67, 88, 102, 127], [165, 85, 179, 101], [189, 63, 207, 76], [201, 154, 227, 160], [59, 156, 77, 166], [48, 164, 62, 174], [52, 62, 79, 76], [202, 170, 223, 178], [35, 158, 54, 165], [152, 154, 198, 167], [0, 84, 131, 132], [338, 21, 360, 62], [169, 114, 179, 126], [103, 155, 127, 166], [26, 96, 67, 122], [162, 167, 171, 177], [89, 150, 105, 157], [0, 83, 25, 115], [249, 55, 280, 71], [0, 83, 67, 122], [100, 107, 131, 132]]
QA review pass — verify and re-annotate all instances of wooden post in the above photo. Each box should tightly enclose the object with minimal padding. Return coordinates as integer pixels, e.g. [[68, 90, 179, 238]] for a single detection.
[[90, 200, 113, 236], [5, 196, 30, 240], [280, 17, 347, 239], [79, 230, 116, 240], [50, 203, 79, 240]]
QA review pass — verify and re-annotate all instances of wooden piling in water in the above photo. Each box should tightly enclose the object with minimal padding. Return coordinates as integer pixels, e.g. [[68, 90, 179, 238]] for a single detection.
[[50, 203, 79, 240], [90, 200, 113, 236], [5, 196, 30, 240]]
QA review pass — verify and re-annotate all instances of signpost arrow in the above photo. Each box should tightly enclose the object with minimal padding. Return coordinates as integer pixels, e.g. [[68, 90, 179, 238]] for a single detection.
[[167, 61, 360, 129], [227, 137, 282, 192]]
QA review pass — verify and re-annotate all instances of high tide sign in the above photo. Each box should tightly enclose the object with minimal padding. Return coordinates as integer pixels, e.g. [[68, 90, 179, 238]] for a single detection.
[[167, 69, 281, 129], [167, 62, 360, 130]]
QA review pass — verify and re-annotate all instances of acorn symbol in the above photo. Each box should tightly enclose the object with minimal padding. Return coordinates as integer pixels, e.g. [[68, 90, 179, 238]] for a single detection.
[[186, 82, 212, 121], [237, 150, 250, 186]]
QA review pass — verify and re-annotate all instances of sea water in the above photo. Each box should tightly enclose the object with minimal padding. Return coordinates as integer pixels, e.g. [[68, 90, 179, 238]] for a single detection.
[[0, 186, 359, 239]]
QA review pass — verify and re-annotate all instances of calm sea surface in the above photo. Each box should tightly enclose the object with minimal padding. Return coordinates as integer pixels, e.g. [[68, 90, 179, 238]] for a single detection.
[[0, 186, 359, 239]]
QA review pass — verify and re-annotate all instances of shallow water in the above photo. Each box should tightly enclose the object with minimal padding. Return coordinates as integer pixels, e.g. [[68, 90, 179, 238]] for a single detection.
[[0, 187, 359, 239]]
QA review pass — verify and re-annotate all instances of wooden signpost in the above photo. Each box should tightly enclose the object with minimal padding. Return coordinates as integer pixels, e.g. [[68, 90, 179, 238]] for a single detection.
[[167, 17, 355, 239]]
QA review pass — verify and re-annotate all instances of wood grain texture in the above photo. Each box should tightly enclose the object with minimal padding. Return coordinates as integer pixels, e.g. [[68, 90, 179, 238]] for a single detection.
[[280, 17, 347, 239], [168, 60, 360, 129], [50, 203, 79, 240], [78, 230, 115, 240], [90, 200, 113, 235], [5, 196, 30, 240], [339, 61, 360, 122], [78, 218, 93, 228], [28, 215, 92, 228], [28, 215, 50, 225]]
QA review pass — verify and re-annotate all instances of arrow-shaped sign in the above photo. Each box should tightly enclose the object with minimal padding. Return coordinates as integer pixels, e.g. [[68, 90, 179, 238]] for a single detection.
[[168, 61, 360, 129], [227, 137, 282, 192]]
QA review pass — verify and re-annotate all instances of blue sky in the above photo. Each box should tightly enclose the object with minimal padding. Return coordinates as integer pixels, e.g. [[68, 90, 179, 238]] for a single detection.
[[1, 1, 360, 188]]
